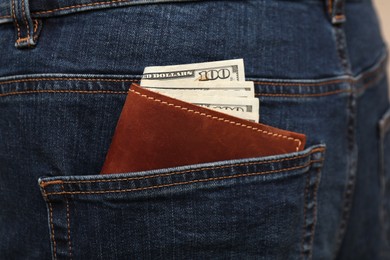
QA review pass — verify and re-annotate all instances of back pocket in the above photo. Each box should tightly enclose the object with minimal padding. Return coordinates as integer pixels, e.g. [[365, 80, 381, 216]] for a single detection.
[[39, 144, 325, 259]]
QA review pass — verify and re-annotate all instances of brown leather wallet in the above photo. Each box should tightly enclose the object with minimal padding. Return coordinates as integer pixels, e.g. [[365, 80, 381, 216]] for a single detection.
[[101, 84, 306, 174]]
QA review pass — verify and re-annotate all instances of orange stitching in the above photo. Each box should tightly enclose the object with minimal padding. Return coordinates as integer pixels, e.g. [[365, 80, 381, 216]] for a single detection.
[[334, 14, 345, 21], [44, 159, 324, 196], [21, 0, 30, 46], [0, 15, 12, 19], [0, 89, 128, 98], [15, 36, 29, 43], [0, 77, 139, 85], [40, 148, 326, 186], [11, 0, 21, 41], [33, 0, 131, 15], [131, 89, 303, 151], [255, 89, 351, 97], [33, 19, 38, 33], [41, 180, 63, 187], [328, 0, 333, 15]]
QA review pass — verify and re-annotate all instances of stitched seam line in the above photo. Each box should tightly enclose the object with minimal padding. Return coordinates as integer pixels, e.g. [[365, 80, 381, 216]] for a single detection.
[[255, 89, 351, 97], [48, 202, 57, 260], [40, 148, 325, 187], [308, 168, 321, 259], [328, 0, 333, 15], [33, 19, 38, 33], [43, 188, 57, 260], [253, 79, 352, 87], [0, 89, 128, 97], [62, 184, 73, 259], [11, 0, 21, 41], [21, 0, 30, 45], [34, 0, 131, 15], [131, 89, 303, 151], [0, 77, 139, 85], [301, 171, 311, 259], [334, 14, 345, 20], [0, 55, 385, 86], [66, 199, 72, 259], [45, 159, 324, 196], [0, 69, 383, 98]]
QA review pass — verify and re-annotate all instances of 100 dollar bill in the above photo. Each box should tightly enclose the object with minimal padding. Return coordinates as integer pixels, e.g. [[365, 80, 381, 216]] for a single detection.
[[141, 81, 255, 98], [141, 59, 245, 83]]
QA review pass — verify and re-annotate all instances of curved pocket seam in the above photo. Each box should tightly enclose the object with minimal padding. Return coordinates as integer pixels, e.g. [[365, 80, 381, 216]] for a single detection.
[[40, 147, 325, 187], [43, 158, 325, 196]]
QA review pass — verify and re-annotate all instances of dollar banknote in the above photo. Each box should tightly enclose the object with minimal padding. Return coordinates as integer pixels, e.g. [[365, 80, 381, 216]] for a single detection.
[[163, 95, 259, 122], [141, 59, 245, 84], [141, 81, 255, 98], [141, 59, 260, 122]]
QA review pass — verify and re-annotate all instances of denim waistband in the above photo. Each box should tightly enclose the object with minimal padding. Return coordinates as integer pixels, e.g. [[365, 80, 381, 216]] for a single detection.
[[0, 0, 357, 25], [1, 0, 354, 49]]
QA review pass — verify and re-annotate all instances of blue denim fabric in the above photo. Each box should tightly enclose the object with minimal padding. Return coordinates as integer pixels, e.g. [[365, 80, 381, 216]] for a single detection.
[[0, 0, 389, 259]]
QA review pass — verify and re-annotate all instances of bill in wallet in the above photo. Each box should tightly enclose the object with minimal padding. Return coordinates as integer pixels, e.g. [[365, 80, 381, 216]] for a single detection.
[[100, 83, 306, 174]]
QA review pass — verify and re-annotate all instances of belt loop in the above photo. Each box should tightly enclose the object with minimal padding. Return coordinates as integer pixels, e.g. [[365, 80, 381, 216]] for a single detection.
[[327, 0, 346, 24], [10, 0, 42, 49]]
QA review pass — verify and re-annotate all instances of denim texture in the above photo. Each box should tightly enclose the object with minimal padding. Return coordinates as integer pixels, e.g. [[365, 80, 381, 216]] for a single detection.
[[0, 0, 389, 259]]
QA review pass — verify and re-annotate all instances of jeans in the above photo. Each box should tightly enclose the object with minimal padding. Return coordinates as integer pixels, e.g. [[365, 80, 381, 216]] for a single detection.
[[0, 0, 389, 259]]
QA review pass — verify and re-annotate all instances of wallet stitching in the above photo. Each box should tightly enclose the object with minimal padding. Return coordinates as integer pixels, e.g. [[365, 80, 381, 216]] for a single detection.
[[53, 148, 325, 185], [130, 89, 303, 151], [44, 159, 324, 196]]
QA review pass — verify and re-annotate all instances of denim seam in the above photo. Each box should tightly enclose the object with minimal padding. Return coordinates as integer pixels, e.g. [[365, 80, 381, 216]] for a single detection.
[[256, 89, 351, 97], [129, 88, 303, 151], [0, 54, 385, 86], [43, 159, 325, 196], [0, 0, 132, 19], [333, 92, 358, 257], [300, 167, 321, 259], [0, 70, 384, 98], [11, 0, 21, 41], [328, 0, 332, 15], [0, 89, 128, 97], [21, 0, 30, 46], [62, 184, 73, 259], [0, 77, 139, 85], [42, 188, 58, 260], [301, 172, 311, 259], [41, 148, 326, 186], [309, 168, 321, 258], [36, 0, 131, 15]]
